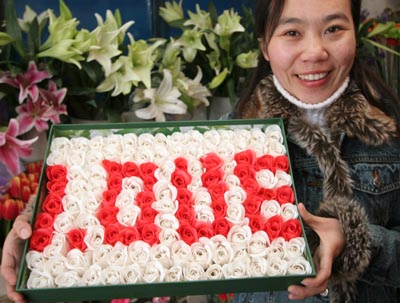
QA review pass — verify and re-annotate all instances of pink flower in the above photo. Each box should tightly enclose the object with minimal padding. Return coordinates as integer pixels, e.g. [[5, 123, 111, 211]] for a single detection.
[[152, 297, 170, 303], [110, 299, 131, 303], [16, 81, 67, 133], [0, 119, 38, 175], [0, 61, 51, 104]]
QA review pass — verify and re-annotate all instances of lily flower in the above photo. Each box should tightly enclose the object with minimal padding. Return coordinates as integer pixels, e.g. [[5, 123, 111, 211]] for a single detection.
[[214, 9, 245, 52], [133, 69, 187, 122], [0, 119, 38, 176], [16, 81, 67, 134], [236, 50, 259, 69], [159, 0, 184, 24], [184, 5, 212, 30], [177, 67, 211, 108], [0, 61, 51, 104], [18, 5, 49, 33], [178, 29, 206, 63], [87, 10, 134, 76]]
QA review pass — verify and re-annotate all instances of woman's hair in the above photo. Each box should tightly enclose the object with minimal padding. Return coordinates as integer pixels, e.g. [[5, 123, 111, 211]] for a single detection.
[[235, 0, 400, 124]]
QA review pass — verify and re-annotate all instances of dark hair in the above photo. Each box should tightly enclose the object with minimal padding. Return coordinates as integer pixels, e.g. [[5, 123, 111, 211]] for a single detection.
[[235, 0, 400, 124]]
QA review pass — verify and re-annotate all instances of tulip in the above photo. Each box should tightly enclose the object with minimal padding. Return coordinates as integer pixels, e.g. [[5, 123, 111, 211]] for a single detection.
[[1, 198, 25, 221]]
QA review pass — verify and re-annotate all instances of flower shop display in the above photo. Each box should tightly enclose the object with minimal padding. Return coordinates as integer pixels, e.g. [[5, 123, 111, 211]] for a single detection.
[[157, 0, 259, 111], [358, 8, 400, 95], [16, 119, 314, 302]]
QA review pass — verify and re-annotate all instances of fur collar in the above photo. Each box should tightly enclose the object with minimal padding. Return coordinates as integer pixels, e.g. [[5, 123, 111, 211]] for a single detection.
[[237, 75, 397, 302]]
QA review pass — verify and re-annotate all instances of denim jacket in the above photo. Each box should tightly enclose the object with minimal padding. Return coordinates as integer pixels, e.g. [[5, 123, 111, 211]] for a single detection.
[[234, 134, 400, 303]]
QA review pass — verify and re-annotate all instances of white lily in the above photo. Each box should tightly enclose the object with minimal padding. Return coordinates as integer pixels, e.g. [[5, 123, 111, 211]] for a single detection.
[[159, 0, 184, 24], [133, 69, 187, 122], [177, 67, 211, 107], [184, 4, 212, 30]]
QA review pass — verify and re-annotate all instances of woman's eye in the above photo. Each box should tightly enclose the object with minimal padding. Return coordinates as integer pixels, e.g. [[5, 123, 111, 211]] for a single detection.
[[326, 26, 341, 34], [285, 30, 299, 37]]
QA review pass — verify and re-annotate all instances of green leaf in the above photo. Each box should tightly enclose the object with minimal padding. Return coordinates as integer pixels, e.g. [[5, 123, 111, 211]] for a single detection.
[[4, 0, 25, 57], [367, 22, 395, 38], [0, 32, 14, 46], [363, 38, 400, 57]]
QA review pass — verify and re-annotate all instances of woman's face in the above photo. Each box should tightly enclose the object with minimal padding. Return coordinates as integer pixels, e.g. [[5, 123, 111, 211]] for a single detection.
[[262, 0, 356, 104]]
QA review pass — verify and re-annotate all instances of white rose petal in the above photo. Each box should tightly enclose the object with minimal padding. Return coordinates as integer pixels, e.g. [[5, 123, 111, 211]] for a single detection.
[[264, 124, 283, 143], [171, 240, 193, 265], [224, 186, 247, 205], [284, 237, 306, 260], [128, 241, 151, 266], [222, 257, 249, 278], [248, 231, 270, 257], [81, 263, 102, 286], [256, 169, 278, 189], [227, 225, 252, 250], [205, 264, 224, 280], [100, 265, 123, 285], [225, 203, 247, 225], [117, 205, 141, 226], [155, 213, 180, 230], [249, 257, 269, 277], [150, 244, 172, 268], [121, 263, 142, 283], [191, 242, 213, 269], [26, 251, 46, 271], [275, 170, 292, 187], [159, 229, 181, 247], [195, 205, 215, 223], [107, 242, 128, 266], [182, 261, 205, 281], [65, 249, 91, 275], [165, 265, 183, 282], [92, 244, 113, 268], [43, 255, 67, 278], [84, 225, 105, 251]]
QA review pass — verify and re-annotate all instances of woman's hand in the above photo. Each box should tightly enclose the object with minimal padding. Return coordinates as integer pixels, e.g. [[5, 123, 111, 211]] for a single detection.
[[1, 214, 32, 303], [288, 203, 346, 300]]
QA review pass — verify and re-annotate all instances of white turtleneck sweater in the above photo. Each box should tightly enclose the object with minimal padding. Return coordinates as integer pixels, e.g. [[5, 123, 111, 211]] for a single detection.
[[273, 75, 350, 127]]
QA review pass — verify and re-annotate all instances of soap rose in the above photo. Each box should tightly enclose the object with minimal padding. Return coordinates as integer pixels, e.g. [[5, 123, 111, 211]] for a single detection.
[[30, 228, 53, 252]]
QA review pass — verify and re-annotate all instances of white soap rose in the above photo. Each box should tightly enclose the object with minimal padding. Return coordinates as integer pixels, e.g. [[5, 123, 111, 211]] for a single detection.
[[275, 170, 292, 187], [227, 225, 252, 250], [171, 240, 193, 265], [264, 124, 283, 143], [256, 169, 277, 189], [142, 260, 166, 283], [117, 205, 141, 226], [284, 237, 306, 260], [165, 265, 183, 282], [100, 265, 123, 285], [225, 203, 247, 225], [54, 271, 81, 287], [83, 226, 105, 251], [92, 244, 113, 269], [65, 249, 91, 275], [195, 205, 215, 223], [81, 264, 102, 286], [249, 256, 269, 277], [281, 203, 298, 221], [224, 186, 247, 205], [191, 242, 213, 270], [248, 231, 270, 257], [260, 200, 281, 220], [53, 212, 77, 233], [266, 256, 288, 276], [222, 256, 250, 278], [159, 228, 181, 247], [27, 270, 54, 289], [128, 241, 151, 266], [205, 264, 224, 280], [26, 251, 46, 271], [287, 256, 313, 275], [155, 213, 180, 230], [150, 244, 172, 268], [121, 263, 142, 283], [182, 261, 205, 281]]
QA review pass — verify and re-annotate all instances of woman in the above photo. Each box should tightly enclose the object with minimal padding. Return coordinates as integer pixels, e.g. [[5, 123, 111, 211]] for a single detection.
[[233, 0, 400, 302], [2, 0, 400, 303]]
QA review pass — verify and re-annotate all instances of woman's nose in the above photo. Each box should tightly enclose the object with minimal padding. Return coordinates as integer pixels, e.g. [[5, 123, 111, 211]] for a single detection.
[[300, 35, 329, 62]]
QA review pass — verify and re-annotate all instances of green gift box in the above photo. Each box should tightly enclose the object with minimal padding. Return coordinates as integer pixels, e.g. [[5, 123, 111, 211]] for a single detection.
[[17, 118, 315, 302]]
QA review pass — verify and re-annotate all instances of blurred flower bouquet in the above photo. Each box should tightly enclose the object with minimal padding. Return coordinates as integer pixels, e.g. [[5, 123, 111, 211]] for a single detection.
[[157, 0, 259, 107], [358, 8, 400, 95], [0, 160, 42, 249]]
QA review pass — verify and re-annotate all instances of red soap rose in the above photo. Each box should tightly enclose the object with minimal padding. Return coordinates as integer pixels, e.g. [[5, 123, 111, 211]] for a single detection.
[[174, 157, 188, 171], [122, 161, 140, 178], [171, 169, 192, 188], [176, 188, 193, 205], [258, 188, 276, 200], [102, 160, 122, 174], [34, 212, 54, 229], [178, 222, 198, 245], [248, 214, 264, 233], [29, 228, 53, 252], [42, 193, 63, 215], [136, 191, 156, 208], [141, 223, 159, 246], [234, 149, 256, 166], [240, 178, 260, 196], [243, 194, 263, 215], [97, 206, 119, 226], [142, 175, 157, 191], [211, 198, 227, 219], [46, 180, 67, 196], [282, 219, 302, 241], [264, 215, 283, 241], [254, 154, 275, 172], [212, 217, 231, 237], [102, 189, 118, 208], [107, 173, 123, 192], [176, 204, 196, 225], [118, 226, 141, 245], [233, 164, 256, 182], [201, 168, 224, 188], [140, 205, 158, 223], [196, 222, 215, 238], [46, 165, 67, 182], [200, 152, 223, 170], [139, 162, 158, 177], [104, 223, 121, 245], [274, 155, 290, 173], [276, 185, 295, 204], [67, 228, 87, 251], [208, 181, 228, 200]]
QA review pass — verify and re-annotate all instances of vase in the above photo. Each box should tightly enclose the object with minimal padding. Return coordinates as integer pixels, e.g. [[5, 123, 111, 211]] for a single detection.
[[21, 129, 48, 163], [207, 96, 234, 120]]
